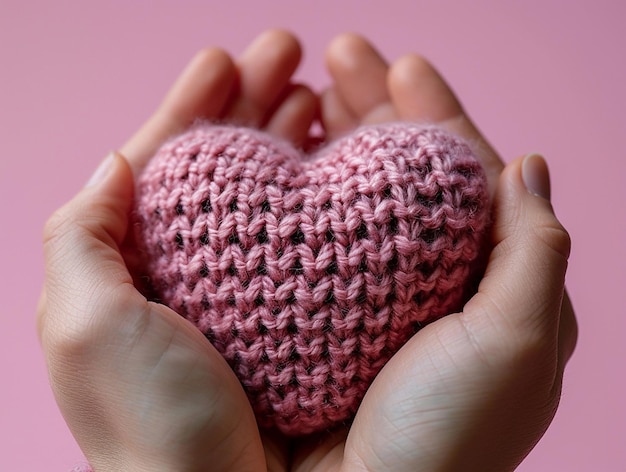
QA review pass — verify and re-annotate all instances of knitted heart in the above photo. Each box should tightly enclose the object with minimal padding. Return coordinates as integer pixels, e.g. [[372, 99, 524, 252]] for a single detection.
[[133, 123, 489, 435]]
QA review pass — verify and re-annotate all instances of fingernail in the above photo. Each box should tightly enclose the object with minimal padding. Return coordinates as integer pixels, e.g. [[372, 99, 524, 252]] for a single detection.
[[522, 153, 551, 200], [86, 152, 115, 187]]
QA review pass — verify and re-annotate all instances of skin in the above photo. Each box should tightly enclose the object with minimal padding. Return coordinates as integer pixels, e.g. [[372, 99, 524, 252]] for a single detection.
[[38, 30, 577, 471]]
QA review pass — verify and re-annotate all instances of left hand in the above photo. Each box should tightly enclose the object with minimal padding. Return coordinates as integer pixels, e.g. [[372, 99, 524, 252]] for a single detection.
[[39, 30, 316, 472]]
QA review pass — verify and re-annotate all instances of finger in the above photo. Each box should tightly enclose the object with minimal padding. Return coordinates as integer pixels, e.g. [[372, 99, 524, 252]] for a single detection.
[[264, 83, 318, 146], [388, 54, 503, 196], [325, 33, 391, 120], [121, 48, 236, 174], [463, 154, 574, 365], [225, 29, 302, 126], [320, 87, 359, 140], [40, 152, 136, 345], [389, 54, 464, 122]]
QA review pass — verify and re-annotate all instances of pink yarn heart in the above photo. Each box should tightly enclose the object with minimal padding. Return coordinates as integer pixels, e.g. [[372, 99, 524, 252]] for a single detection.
[[133, 123, 489, 435]]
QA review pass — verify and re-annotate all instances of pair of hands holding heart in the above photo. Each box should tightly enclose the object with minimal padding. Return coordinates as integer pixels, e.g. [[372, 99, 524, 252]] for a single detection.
[[39, 30, 577, 472]]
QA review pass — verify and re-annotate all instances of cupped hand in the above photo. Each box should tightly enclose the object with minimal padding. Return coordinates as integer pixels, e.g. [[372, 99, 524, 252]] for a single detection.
[[288, 34, 578, 472], [38, 30, 316, 472]]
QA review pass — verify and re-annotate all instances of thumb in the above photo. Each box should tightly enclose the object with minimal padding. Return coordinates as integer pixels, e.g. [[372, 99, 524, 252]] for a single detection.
[[81, 150, 135, 249], [39, 152, 136, 344], [465, 153, 575, 367]]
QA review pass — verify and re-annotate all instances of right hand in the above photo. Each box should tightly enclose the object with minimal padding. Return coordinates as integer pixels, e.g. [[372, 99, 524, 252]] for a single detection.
[[291, 33, 578, 472]]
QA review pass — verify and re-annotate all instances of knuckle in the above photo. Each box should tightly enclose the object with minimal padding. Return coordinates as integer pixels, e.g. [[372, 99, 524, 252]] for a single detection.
[[42, 284, 139, 362], [532, 219, 572, 261], [44, 323, 95, 365], [42, 204, 75, 250], [39, 304, 90, 361], [39, 293, 97, 359]]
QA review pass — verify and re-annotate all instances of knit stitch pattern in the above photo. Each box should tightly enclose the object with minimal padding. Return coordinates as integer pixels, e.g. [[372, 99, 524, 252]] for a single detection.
[[133, 123, 489, 435]]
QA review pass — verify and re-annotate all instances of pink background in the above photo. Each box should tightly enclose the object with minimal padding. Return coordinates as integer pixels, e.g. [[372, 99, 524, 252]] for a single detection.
[[1, 1, 624, 470]]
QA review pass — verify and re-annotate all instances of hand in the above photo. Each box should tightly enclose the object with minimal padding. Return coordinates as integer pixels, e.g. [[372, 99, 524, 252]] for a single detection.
[[38, 30, 316, 472], [288, 35, 577, 472]]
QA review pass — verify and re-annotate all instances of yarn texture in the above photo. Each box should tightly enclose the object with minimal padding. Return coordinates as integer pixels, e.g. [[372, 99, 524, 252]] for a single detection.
[[133, 123, 489, 435]]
